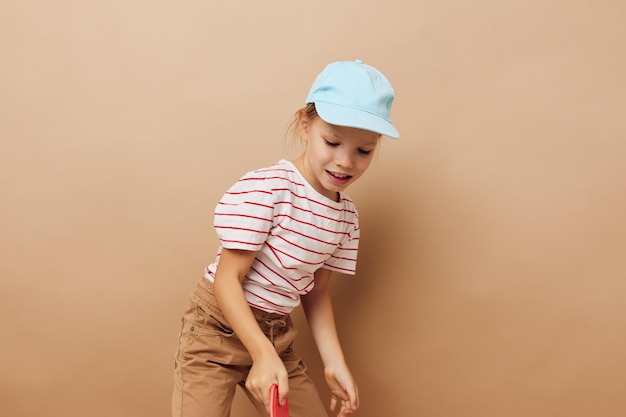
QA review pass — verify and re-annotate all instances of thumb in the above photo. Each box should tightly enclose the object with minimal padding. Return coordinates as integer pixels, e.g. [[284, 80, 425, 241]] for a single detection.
[[277, 378, 290, 406]]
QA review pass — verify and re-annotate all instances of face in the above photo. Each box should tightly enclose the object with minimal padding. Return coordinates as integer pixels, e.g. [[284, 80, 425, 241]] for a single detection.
[[294, 115, 380, 201]]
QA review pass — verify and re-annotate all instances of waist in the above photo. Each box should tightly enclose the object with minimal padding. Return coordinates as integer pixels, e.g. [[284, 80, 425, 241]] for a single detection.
[[194, 276, 291, 331]]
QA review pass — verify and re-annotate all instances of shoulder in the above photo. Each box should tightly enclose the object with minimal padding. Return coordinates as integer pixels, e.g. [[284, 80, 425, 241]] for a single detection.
[[219, 161, 307, 209], [235, 160, 303, 190], [338, 192, 359, 219]]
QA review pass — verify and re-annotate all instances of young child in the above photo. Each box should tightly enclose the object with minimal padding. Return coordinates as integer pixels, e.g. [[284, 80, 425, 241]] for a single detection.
[[172, 59, 399, 417]]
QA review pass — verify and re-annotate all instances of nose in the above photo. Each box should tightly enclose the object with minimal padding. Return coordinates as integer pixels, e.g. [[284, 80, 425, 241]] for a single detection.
[[335, 149, 354, 168]]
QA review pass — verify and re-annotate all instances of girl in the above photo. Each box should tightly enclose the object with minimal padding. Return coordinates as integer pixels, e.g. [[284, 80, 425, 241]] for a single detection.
[[172, 60, 399, 417]]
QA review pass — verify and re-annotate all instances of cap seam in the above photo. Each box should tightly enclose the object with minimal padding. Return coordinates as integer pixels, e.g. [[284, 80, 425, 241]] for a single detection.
[[312, 100, 393, 123]]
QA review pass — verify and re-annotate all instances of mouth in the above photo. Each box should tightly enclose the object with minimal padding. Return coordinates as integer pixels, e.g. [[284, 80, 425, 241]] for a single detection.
[[326, 170, 353, 185]]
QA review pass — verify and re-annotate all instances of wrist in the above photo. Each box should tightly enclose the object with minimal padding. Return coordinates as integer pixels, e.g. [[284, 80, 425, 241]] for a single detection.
[[322, 356, 348, 372], [317, 344, 347, 368], [249, 340, 278, 362]]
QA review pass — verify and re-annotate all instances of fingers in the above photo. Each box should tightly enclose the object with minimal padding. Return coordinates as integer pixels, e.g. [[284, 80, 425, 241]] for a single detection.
[[328, 378, 359, 416], [277, 374, 289, 406], [245, 381, 290, 414], [347, 382, 359, 410], [329, 384, 358, 407], [330, 396, 338, 412], [244, 380, 269, 410], [331, 396, 357, 417], [243, 359, 289, 413]]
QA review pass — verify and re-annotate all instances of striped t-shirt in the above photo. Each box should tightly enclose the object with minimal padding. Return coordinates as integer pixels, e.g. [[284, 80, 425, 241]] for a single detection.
[[204, 159, 360, 314]]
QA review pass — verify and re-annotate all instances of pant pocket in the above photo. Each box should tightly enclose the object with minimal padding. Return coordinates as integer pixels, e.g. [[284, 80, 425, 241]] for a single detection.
[[178, 301, 253, 366]]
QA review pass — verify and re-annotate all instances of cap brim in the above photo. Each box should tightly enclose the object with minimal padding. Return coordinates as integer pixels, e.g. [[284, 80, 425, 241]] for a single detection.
[[314, 102, 399, 139]]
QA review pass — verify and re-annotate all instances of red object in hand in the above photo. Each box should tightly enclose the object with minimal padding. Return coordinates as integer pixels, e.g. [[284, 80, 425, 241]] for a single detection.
[[270, 384, 289, 417]]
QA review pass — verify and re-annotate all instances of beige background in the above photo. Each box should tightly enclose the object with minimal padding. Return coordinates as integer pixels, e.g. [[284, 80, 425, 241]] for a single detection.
[[2, 1, 625, 416]]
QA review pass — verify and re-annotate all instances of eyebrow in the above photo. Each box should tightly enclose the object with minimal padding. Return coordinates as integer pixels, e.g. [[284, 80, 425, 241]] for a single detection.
[[360, 139, 379, 147]]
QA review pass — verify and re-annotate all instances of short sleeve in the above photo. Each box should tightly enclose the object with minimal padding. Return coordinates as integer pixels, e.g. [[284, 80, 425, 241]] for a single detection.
[[214, 174, 275, 251], [323, 221, 360, 275]]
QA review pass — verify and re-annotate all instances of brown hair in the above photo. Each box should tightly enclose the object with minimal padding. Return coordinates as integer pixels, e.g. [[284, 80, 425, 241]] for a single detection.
[[285, 103, 318, 153]]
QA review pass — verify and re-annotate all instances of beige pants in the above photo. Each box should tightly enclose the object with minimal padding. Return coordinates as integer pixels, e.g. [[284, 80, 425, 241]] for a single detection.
[[172, 277, 328, 417]]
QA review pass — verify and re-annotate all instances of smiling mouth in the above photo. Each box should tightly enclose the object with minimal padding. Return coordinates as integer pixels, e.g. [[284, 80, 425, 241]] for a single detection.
[[327, 170, 353, 182]]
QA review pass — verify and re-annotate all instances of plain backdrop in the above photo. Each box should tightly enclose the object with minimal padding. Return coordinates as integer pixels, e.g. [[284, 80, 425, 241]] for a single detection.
[[1, 1, 625, 416]]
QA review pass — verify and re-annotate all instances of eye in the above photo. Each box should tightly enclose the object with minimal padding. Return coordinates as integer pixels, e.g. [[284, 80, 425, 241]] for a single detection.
[[324, 139, 339, 147], [358, 148, 372, 155]]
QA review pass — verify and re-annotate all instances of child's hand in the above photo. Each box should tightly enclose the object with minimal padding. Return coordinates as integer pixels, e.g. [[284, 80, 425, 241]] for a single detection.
[[245, 351, 289, 413], [325, 365, 359, 416]]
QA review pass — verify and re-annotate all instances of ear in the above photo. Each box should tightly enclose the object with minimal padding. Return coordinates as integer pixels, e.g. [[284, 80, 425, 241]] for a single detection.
[[298, 110, 310, 142]]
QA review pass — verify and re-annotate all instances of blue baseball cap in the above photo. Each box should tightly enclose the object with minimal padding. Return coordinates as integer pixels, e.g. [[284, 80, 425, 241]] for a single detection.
[[305, 60, 399, 139]]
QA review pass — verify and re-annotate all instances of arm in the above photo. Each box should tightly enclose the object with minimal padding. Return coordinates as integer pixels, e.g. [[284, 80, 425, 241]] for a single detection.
[[301, 268, 359, 416], [212, 248, 289, 411]]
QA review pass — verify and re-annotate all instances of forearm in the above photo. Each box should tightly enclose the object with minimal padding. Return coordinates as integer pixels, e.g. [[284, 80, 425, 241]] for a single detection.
[[212, 250, 276, 360], [303, 269, 359, 414], [301, 271, 347, 368], [212, 248, 289, 408]]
